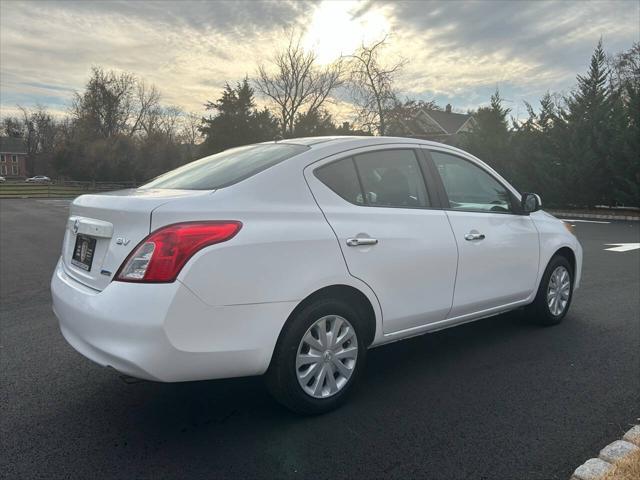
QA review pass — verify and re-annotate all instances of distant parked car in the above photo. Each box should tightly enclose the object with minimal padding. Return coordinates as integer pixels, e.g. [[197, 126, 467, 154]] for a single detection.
[[0, 176, 5, 182], [25, 175, 51, 183]]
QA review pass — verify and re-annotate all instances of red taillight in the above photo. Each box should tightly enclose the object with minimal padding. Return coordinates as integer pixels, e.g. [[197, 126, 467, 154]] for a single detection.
[[115, 221, 242, 283]]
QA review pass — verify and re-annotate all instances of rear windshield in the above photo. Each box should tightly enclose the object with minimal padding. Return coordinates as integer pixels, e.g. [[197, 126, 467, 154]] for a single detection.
[[141, 143, 309, 190]]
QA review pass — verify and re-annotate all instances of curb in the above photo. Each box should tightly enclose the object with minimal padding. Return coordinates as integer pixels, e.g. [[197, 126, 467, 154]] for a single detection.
[[570, 425, 640, 480], [549, 211, 640, 221]]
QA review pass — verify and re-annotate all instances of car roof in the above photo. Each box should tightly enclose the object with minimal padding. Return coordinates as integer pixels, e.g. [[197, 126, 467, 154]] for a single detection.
[[274, 136, 476, 162], [276, 135, 448, 149]]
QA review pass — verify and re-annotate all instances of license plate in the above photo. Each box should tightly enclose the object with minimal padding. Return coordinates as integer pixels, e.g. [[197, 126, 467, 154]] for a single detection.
[[71, 234, 97, 271]]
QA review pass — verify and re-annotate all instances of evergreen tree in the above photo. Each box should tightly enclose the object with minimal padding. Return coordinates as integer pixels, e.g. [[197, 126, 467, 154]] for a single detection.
[[200, 78, 278, 155], [511, 93, 567, 206], [461, 89, 512, 178], [280, 107, 366, 137], [618, 77, 640, 205], [562, 40, 615, 207], [292, 109, 365, 137], [293, 109, 341, 137], [609, 44, 640, 206]]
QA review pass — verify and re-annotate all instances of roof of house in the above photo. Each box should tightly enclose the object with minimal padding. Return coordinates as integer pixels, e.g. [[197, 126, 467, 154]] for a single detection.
[[422, 109, 473, 135], [0, 137, 27, 154]]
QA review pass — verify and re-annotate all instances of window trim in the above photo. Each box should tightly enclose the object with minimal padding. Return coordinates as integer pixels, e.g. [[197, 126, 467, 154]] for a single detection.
[[350, 157, 367, 205], [313, 147, 444, 211], [423, 148, 525, 216], [415, 148, 448, 209], [11, 155, 18, 163]]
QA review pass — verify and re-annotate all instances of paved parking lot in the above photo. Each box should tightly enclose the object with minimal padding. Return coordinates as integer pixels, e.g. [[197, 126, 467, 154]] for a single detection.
[[1, 199, 638, 480]]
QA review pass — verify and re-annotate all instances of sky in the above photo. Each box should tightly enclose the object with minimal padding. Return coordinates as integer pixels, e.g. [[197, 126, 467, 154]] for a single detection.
[[0, 0, 638, 122]]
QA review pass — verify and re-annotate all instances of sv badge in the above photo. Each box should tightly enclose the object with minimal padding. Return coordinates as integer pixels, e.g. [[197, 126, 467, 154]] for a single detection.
[[115, 237, 131, 246]]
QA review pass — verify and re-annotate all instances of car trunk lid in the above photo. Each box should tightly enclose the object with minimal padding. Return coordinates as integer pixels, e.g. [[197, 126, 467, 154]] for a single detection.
[[61, 188, 212, 291]]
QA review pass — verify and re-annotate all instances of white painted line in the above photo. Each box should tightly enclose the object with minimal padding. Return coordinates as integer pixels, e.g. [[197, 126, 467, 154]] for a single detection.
[[604, 243, 640, 252], [560, 219, 611, 224]]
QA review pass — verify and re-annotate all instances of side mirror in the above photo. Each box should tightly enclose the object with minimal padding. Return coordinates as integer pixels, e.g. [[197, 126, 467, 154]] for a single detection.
[[521, 193, 542, 213]]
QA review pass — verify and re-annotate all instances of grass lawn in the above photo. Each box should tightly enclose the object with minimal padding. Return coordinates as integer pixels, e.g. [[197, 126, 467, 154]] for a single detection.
[[602, 448, 640, 480]]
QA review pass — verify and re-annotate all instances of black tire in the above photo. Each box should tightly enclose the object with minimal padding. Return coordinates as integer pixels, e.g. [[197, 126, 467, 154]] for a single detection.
[[527, 254, 574, 326], [265, 297, 368, 415]]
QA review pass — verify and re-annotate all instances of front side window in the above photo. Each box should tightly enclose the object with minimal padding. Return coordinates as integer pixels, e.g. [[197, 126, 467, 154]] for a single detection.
[[354, 150, 429, 208], [141, 143, 309, 190], [430, 151, 512, 213]]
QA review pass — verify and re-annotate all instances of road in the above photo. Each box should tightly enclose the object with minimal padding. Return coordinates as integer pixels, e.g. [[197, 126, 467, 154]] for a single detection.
[[1, 199, 638, 480]]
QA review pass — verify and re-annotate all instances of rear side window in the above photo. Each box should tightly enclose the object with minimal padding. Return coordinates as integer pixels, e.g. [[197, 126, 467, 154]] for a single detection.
[[314, 149, 431, 208], [141, 143, 308, 190], [314, 158, 365, 205], [354, 150, 429, 208]]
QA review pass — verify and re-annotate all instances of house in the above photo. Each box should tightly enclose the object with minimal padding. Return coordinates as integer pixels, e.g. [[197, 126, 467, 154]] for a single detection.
[[394, 104, 475, 145], [0, 137, 28, 178]]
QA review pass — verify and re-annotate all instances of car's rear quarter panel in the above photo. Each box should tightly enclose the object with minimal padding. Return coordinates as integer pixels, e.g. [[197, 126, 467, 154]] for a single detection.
[[151, 156, 384, 345]]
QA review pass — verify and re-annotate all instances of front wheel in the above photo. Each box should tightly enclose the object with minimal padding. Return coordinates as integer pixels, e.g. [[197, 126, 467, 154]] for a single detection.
[[527, 255, 574, 325], [265, 298, 368, 415]]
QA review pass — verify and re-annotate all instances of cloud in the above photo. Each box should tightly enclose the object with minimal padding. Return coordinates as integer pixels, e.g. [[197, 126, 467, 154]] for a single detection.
[[1, 0, 638, 122], [50, 0, 310, 33], [0, 0, 311, 114], [378, 0, 638, 108]]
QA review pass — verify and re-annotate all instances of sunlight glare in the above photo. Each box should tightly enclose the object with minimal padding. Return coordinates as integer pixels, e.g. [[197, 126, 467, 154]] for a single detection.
[[303, 0, 390, 64]]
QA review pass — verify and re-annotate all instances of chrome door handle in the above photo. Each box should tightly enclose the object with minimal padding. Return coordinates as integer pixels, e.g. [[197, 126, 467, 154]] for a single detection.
[[346, 238, 378, 247], [464, 233, 485, 241]]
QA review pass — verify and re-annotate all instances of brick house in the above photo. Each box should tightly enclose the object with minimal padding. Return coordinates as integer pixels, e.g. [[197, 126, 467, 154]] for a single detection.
[[0, 137, 28, 178]]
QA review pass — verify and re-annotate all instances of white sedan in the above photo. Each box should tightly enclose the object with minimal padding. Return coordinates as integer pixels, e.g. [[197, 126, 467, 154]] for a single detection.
[[51, 136, 582, 414], [25, 175, 51, 183]]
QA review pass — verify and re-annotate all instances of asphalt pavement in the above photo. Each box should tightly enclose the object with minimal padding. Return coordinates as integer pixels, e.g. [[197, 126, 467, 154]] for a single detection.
[[1, 199, 638, 480]]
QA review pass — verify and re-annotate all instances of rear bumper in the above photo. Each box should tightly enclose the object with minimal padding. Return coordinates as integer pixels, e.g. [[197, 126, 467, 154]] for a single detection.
[[51, 259, 295, 382]]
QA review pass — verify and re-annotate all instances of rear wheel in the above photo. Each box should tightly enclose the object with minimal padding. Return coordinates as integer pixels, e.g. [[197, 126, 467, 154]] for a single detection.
[[265, 298, 368, 415], [527, 255, 573, 325]]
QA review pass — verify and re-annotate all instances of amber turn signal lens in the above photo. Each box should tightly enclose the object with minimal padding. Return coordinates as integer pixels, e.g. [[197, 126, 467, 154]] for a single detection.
[[563, 222, 576, 236]]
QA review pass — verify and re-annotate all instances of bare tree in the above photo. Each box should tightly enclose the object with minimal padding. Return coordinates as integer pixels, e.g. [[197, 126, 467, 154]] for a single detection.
[[17, 105, 59, 174], [129, 80, 161, 137], [608, 42, 640, 100], [255, 34, 343, 136], [71, 67, 161, 139], [71, 67, 136, 138], [157, 106, 182, 141], [179, 112, 203, 146], [1, 116, 24, 137], [346, 36, 407, 135]]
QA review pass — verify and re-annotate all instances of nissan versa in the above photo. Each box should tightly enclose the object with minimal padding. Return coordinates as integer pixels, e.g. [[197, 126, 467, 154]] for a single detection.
[[51, 136, 582, 414]]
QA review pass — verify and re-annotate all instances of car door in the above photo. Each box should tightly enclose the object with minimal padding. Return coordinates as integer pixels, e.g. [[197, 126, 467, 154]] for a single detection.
[[424, 148, 540, 318], [304, 146, 458, 334]]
